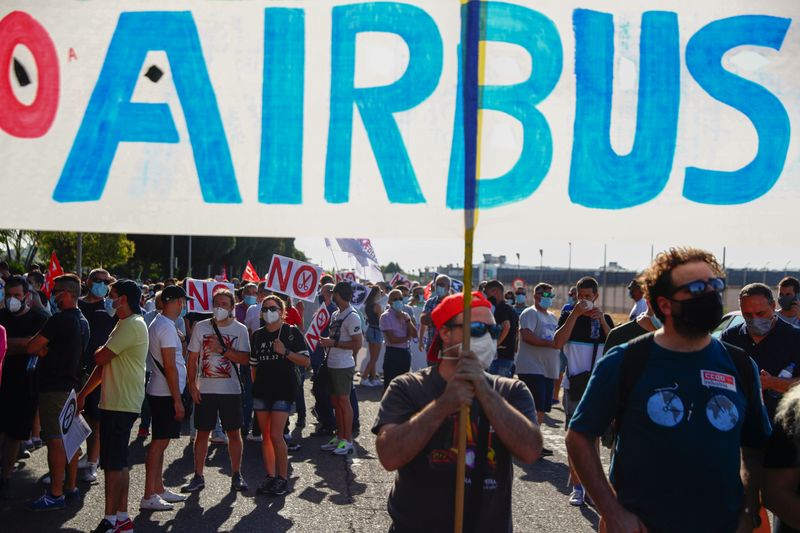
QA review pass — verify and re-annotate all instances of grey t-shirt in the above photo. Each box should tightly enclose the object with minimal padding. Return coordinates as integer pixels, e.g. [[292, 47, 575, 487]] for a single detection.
[[372, 367, 536, 532], [777, 312, 800, 328], [516, 307, 560, 379]]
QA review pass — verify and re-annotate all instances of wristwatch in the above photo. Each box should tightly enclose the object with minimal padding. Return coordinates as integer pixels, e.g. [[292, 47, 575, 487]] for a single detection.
[[220, 346, 228, 355]]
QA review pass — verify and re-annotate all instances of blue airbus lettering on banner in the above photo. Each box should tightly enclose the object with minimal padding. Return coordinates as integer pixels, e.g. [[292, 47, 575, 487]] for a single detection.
[[50, 3, 792, 209]]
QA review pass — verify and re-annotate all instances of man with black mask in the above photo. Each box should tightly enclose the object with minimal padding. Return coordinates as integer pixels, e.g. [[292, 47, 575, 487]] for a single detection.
[[567, 248, 771, 533]]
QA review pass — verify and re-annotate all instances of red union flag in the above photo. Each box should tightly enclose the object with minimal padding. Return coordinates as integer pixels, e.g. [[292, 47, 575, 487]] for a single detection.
[[43, 251, 64, 297], [265, 254, 322, 303], [242, 260, 260, 283]]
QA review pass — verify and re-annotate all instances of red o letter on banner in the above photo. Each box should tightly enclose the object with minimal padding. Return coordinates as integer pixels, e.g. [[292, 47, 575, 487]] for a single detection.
[[0, 11, 59, 138]]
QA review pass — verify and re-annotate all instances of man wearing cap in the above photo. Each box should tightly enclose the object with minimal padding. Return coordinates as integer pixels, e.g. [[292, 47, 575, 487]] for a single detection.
[[627, 279, 647, 321], [373, 292, 541, 531], [77, 280, 148, 533], [140, 286, 191, 511]]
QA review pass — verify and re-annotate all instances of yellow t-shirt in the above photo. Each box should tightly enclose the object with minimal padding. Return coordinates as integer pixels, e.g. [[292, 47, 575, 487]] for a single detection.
[[99, 314, 148, 413]]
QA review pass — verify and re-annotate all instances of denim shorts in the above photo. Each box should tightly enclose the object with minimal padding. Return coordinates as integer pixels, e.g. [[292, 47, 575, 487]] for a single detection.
[[253, 398, 294, 412], [365, 325, 383, 344]]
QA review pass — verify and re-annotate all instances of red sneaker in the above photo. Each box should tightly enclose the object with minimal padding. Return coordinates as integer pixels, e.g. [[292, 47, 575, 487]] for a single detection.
[[136, 428, 149, 438], [114, 517, 134, 533]]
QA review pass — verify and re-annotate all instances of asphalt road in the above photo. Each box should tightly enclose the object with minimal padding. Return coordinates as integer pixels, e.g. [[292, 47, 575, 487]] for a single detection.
[[0, 355, 606, 533]]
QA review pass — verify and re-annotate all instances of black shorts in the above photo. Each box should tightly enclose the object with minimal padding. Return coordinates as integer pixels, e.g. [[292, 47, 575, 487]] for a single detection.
[[0, 365, 37, 440], [99, 409, 138, 471], [147, 395, 181, 440], [194, 393, 242, 432]]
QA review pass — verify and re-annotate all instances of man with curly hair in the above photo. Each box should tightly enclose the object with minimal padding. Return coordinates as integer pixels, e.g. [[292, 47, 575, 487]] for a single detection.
[[566, 247, 771, 533]]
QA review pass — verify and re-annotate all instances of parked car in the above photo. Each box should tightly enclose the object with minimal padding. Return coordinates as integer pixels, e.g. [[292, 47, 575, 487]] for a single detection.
[[712, 311, 743, 338]]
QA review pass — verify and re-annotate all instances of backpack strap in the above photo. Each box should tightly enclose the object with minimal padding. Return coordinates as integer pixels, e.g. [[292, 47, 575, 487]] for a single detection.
[[616, 332, 655, 428], [719, 340, 755, 401]]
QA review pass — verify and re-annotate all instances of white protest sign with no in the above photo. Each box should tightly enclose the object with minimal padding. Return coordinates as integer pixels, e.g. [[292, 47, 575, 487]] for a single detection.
[[60, 389, 91, 461], [335, 271, 356, 283], [265, 255, 322, 303], [304, 305, 332, 352], [185, 278, 235, 313]]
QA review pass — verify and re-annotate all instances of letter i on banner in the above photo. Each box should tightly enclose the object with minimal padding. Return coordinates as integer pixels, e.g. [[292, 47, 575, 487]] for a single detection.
[[455, 1, 483, 533]]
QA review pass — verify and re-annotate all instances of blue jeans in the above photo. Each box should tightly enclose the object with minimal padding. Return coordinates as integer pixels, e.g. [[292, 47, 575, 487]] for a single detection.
[[488, 359, 515, 378]]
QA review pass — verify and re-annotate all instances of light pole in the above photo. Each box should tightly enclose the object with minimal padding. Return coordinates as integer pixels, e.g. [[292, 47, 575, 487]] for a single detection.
[[169, 235, 175, 278], [516, 252, 520, 276], [762, 262, 770, 284], [785, 260, 792, 277], [538, 249, 543, 282], [567, 242, 572, 286]]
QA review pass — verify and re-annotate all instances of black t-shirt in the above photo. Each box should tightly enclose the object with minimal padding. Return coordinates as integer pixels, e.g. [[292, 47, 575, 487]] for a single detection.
[[37, 308, 90, 392], [764, 400, 800, 533], [604, 320, 649, 355], [0, 308, 49, 383], [721, 319, 800, 421], [250, 324, 309, 402], [557, 311, 614, 344], [493, 301, 518, 361], [78, 298, 118, 371], [372, 367, 536, 532]]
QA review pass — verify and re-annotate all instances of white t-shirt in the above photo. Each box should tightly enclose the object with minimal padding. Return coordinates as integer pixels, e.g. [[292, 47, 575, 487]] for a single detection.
[[244, 303, 262, 333], [327, 306, 362, 369], [147, 313, 187, 396], [188, 318, 250, 394], [516, 307, 560, 379], [629, 298, 648, 320]]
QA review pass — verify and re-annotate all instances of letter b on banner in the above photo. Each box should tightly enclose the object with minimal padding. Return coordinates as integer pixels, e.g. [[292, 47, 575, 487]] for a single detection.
[[265, 255, 322, 303]]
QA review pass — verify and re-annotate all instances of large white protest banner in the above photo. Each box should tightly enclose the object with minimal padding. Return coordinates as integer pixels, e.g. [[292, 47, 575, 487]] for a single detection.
[[265, 254, 322, 302], [185, 278, 235, 313], [59, 389, 92, 461], [1, 1, 798, 245]]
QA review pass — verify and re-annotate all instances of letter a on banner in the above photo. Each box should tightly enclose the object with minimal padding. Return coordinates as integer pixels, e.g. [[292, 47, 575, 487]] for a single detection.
[[265, 255, 322, 303]]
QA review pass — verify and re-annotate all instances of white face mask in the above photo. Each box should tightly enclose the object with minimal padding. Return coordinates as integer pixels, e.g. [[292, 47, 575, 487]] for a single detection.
[[581, 299, 594, 310], [440, 332, 496, 370], [263, 309, 281, 324], [213, 307, 230, 322], [6, 296, 22, 314]]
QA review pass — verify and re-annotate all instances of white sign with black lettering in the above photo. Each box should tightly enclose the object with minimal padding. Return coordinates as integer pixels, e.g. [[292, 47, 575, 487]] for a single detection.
[[59, 389, 92, 460]]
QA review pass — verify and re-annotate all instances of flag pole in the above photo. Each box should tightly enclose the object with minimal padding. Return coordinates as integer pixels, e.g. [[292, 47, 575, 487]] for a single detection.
[[455, 1, 482, 532]]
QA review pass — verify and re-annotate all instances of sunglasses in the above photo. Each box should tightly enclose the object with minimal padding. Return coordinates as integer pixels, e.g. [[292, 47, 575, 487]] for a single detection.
[[90, 277, 108, 283], [536, 292, 555, 298], [262, 306, 280, 312], [671, 277, 725, 296], [447, 321, 502, 339]]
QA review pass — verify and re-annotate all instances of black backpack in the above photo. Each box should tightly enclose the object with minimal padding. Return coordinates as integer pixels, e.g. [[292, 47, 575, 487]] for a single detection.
[[603, 332, 756, 448]]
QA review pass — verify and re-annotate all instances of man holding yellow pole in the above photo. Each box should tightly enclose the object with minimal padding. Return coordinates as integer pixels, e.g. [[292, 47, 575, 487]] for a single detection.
[[372, 292, 542, 532]]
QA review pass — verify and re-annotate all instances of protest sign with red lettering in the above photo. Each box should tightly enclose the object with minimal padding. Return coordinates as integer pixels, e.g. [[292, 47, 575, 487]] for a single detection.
[[335, 271, 356, 283], [266, 255, 322, 303], [185, 278, 235, 313], [304, 305, 332, 352]]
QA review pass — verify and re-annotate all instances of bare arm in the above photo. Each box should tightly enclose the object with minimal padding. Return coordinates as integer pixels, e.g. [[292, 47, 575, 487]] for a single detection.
[[520, 328, 555, 348], [6, 337, 34, 355], [160, 347, 181, 402], [26, 333, 49, 356], [94, 346, 118, 366], [566, 429, 648, 532], [764, 467, 800, 530], [187, 349, 201, 403], [77, 365, 103, 410], [553, 312, 580, 350], [738, 447, 765, 532], [473, 376, 541, 463], [496, 320, 511, 345], [760, 374, 800, 394]]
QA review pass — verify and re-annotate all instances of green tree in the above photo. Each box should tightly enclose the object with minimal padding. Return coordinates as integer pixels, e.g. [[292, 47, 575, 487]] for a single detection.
[[0, 230, 40, 270], [381, 261, 403, 274], [38, 232, 135, 273]]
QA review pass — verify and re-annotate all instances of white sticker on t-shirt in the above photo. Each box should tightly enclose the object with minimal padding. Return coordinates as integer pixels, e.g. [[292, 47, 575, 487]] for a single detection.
[[700, 370, 736, 392]]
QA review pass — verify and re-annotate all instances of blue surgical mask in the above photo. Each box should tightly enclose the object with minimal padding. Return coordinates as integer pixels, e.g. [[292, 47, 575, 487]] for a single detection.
[[505, 298, 514, 306], [180, 306, 187, 319], [402, 296, 410, 305], [244, 295, 257, 306], [90, 282, 108, 297], [391, 300, 404, 312], [539, 297, 553, 309], [435, 286, 447, 298], [515, 294, 526, 305], [104, 298, 117, 317]]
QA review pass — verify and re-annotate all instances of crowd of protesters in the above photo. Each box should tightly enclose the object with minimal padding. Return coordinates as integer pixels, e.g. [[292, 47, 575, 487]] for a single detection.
[[1, 246, 800, 532]]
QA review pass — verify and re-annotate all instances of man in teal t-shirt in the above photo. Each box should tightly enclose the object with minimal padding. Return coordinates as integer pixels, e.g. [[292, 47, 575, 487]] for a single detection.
[[566, 248, 771, 533]]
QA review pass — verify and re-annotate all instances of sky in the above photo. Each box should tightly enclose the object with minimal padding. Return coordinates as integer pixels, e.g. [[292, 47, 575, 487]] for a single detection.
[[295, 237, 795, 275]]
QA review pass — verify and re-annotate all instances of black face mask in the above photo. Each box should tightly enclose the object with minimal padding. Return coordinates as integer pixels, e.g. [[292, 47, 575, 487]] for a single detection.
[[778, 294, 796, 311], [670, 291, 723, 339]]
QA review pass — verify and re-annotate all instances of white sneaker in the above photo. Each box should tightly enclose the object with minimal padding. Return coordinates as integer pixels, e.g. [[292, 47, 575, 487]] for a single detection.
[[77, 455, 90, 469], [371, 377, 384, 387], [569, 485, 585, 506], [332, 440, 354, 455], [140, 494, 174, 511], [320, 437, 340, 451], [80, 464, 98, 483], [159, 489, 188, 503]]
